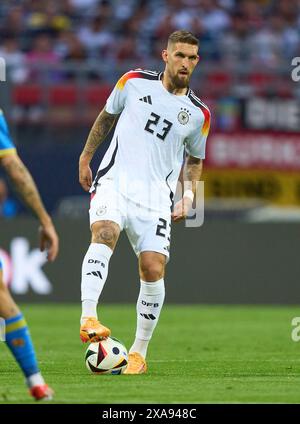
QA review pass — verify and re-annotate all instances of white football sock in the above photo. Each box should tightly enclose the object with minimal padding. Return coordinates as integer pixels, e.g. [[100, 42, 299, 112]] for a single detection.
[[81, 299, 98, 319], [130, 278, 165, 359], [81, 243, 112, 324], [26, 372, 45, 388]]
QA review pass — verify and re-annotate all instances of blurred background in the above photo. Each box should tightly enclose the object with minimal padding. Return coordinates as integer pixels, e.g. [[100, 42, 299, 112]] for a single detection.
[[0, 0, 300, 303], [1, 0, 300, 220]]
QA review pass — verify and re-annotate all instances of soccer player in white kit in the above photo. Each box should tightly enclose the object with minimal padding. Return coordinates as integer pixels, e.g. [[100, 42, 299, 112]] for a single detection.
[[79, 31, 211, 374]]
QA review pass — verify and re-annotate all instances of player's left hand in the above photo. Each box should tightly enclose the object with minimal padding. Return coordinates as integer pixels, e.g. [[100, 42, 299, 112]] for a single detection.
[[171, 197, 193, 222]]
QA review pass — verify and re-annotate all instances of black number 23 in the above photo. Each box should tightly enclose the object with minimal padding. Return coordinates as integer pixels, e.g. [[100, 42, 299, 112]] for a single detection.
[[145, 112, 173, 141]]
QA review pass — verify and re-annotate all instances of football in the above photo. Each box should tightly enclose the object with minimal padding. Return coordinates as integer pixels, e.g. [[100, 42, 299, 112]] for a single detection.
[[85, 337, 128, 375]]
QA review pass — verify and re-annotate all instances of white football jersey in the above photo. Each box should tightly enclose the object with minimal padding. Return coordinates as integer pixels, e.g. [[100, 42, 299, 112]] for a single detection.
[[91, 69, 211, 213]]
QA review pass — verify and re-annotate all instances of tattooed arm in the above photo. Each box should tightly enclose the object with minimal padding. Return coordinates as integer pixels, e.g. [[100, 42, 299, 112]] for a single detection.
[[0, 153, 59, 261], [172, 155, 203, 222], [79, 108, 118, 191], [182, 155, 203, 195]]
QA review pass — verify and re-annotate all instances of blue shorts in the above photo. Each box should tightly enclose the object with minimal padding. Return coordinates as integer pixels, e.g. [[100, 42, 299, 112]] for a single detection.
[[0, 109, 16, 156]]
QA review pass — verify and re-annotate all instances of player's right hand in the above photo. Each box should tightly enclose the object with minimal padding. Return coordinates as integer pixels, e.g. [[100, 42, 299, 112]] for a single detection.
[[39, 221, 59, 262], [79, 162, 93, 191]]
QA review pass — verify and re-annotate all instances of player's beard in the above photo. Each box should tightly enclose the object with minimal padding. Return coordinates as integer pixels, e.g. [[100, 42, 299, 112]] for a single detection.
[[172, 72, 190, 89]]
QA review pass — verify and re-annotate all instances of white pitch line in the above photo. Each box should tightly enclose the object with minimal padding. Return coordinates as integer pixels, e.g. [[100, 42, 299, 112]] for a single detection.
[[147, 359, 300, 362]]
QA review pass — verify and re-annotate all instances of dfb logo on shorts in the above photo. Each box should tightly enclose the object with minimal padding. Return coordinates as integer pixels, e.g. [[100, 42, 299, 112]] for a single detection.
[[96, 206, 107, 216]]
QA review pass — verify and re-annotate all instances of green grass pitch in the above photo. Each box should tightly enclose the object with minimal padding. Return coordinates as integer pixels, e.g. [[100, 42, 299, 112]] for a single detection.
[[1, 304, 300, 404]]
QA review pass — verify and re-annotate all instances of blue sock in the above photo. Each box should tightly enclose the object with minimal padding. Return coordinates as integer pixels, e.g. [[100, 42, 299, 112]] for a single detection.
[[5, 313, 40, 378]]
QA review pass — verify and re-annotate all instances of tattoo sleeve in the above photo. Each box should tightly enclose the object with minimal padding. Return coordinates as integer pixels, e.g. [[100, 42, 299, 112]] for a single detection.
[[1, 154, 49, 224], [82, 108, 117, 159], [183, 155, 203, 193]]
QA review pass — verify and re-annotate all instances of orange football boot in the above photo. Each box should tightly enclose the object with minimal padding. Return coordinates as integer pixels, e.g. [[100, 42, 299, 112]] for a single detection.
[[30, 384, 54, 401], [80, 317, 111, 343], [123, 352, 147, 374]]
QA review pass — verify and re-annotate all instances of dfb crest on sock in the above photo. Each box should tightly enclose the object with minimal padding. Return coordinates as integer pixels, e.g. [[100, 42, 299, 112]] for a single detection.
[[139, 299, 160, 320]]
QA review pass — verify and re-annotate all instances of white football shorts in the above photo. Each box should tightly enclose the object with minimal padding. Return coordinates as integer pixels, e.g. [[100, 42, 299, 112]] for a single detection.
[[89, 179, 171, 261]]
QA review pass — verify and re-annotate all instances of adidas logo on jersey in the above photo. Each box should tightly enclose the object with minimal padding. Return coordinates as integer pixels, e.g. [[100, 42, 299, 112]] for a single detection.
[[139, 95, 152, 105]]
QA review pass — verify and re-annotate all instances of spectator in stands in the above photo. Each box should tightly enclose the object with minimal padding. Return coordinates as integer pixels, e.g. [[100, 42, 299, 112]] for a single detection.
[[276, 0, 298, 26], [26, 33, 62, 82], [55, 30, 87, 79], [55, 30, 86, 62], [78, 15, 115, 59], [239, 0, 264, 31], [93, 0, 113, 23], [0, 36, 28, 83], [115, 34, 143, 64], [113, 0, 138, 23], [250, 13, 300, 67], [69, 0, 99, 16], [200, 0, 231, 35], [0, 5, 25, 39], [155, 13, 177, 41], [220, 12, 252, 66], [155, 0, 196, 32], [25, 0, 72, 37]]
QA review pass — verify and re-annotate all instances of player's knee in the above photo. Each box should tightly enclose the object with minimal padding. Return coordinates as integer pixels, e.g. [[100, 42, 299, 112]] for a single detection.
[[91, 221, 119, 249], [139, 261, 164, 282]]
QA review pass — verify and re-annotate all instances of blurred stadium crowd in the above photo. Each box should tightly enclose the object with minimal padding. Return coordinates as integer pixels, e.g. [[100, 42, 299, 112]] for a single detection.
[[1, 0, 300, 217], [0, 0, 299, 84]]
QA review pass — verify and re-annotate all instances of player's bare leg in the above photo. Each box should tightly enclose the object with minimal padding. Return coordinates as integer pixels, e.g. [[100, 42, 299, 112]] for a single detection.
[[80, 220, 120, 343], [0, 270, 53, 400], [124, 251, 166, 374], [0, 277, 19, 319]]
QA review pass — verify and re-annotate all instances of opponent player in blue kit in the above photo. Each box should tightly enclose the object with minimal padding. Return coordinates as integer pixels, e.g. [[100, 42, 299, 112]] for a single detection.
[[0, 108, 59, 400]]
